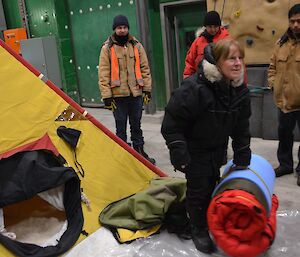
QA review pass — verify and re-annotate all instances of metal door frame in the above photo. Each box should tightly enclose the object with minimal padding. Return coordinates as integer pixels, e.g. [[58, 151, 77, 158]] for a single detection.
[[160, 0, 206, 100], [0, 0, 7, 40], [136, 0, 156, 114]]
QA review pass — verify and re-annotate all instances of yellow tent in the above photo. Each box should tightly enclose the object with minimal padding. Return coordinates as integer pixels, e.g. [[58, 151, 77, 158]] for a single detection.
[[0, 40, 166, 257]]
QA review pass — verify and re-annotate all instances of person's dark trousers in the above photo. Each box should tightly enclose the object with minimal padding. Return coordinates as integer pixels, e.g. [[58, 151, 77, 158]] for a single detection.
[[185, 173, 218, 253], [277, 109, 300, 173], [113, 95, 144, 147], [185, 175, 217, 228]]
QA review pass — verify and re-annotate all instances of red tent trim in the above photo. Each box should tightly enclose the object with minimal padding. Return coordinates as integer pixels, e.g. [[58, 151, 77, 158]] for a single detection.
[[0, 133, 59, 160]]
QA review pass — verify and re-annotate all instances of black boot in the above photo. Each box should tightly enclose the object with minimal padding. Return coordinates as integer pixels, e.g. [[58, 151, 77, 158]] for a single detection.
[[185, 185, 217, 254], [274, 166, 293, 177], [191, 225, 216, 254], [134, 146, 156, 165], [164, 201, 192, 240]]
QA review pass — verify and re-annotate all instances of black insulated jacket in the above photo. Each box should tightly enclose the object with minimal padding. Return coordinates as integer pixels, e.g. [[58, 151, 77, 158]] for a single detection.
[[161, 46, 251, 177]]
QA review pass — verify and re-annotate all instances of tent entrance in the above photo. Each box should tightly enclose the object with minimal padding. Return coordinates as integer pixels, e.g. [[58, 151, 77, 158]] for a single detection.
[[2, 186, 67, 247], [0, 150, 83, 257]]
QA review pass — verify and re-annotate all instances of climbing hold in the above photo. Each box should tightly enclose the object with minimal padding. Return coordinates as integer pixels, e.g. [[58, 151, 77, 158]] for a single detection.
[[256, 25, 264, 31], [246, 38, 254, 46], [234, 10, 241, 17]]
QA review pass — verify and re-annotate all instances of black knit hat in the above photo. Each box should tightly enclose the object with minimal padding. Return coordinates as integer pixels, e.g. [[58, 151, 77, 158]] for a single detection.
[[203, 11, 221, 26], [289, 4, 300, 18], [112, 15, 130, 30]]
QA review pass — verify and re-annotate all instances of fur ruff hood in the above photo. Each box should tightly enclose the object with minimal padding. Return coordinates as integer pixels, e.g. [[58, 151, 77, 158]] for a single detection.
[[201, 59, 244, 88]]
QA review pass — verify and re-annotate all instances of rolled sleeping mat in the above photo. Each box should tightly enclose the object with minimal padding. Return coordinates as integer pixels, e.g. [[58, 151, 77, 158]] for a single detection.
[[208, 154, 278, 257], [213, 154, 275, 215], [207, 190, 278, 257]]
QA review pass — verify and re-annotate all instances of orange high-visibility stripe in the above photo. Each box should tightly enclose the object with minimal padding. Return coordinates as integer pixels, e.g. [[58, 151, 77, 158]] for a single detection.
[[110, 44, 144, 87], [133, 46, 144, 87], [110, 47, 121, 87]]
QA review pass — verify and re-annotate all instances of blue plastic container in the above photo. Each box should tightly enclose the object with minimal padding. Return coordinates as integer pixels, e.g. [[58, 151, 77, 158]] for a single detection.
[[213, 154, 275, 215]]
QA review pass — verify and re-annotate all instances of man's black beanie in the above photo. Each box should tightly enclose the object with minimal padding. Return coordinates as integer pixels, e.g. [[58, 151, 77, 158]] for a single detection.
[[203, 11, 221, 26], [112, 15, 130, 30], [288, 4, 300, 19]]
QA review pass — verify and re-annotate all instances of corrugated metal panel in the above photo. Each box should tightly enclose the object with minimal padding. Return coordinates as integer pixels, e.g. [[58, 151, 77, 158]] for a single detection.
[[24, 0, 80, 102], [55, 0, 80, 101], [0, 0, 7, 32], [25, 0, 56, 38], [2, 0, 22, 28]]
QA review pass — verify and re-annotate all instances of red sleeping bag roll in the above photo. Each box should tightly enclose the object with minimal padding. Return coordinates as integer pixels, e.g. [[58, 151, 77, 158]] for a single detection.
[[207, 190, 278, 257]]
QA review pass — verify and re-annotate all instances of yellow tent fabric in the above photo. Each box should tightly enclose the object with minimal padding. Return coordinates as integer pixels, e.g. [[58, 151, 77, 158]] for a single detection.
[[0, 41, 163, 256], [116, 225, 161, 243]]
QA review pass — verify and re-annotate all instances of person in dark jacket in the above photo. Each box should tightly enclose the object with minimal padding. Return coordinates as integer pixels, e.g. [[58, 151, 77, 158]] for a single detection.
[[161, 39, 251, 254]]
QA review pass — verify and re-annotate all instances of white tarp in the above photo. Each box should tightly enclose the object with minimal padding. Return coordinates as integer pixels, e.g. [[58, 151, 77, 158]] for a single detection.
[[65, 210, 300, 257]]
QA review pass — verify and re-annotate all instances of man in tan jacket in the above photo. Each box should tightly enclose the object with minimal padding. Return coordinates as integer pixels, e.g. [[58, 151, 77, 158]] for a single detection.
[[98, 15, 155, 164], [268, 4, 300, 186]]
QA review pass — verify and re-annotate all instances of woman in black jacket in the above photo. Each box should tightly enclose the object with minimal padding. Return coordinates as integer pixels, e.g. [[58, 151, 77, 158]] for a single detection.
[[161, 39, 251, 254]]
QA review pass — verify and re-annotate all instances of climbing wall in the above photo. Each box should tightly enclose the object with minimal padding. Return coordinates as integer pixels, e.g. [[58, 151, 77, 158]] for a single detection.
[[207, 0, 299, 64]]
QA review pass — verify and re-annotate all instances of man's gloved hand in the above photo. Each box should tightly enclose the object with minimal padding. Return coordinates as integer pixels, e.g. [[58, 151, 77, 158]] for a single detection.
[[168, 140, 191, 173], [143, 91, 151, 105], [103, 97, 117, 111]]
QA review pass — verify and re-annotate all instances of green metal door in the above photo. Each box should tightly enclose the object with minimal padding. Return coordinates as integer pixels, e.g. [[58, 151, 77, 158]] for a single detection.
[[161, 1, 206, 95], [66, 0, 138, 107], [171, 2, 206, 87]]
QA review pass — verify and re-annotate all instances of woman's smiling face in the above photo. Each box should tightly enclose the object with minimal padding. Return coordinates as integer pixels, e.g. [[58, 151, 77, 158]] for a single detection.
[[218, 44, 243, 81]]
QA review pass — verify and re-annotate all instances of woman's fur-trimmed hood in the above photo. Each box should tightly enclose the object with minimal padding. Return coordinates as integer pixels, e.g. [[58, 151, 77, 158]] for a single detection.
[[202, 60, 244, 87]]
